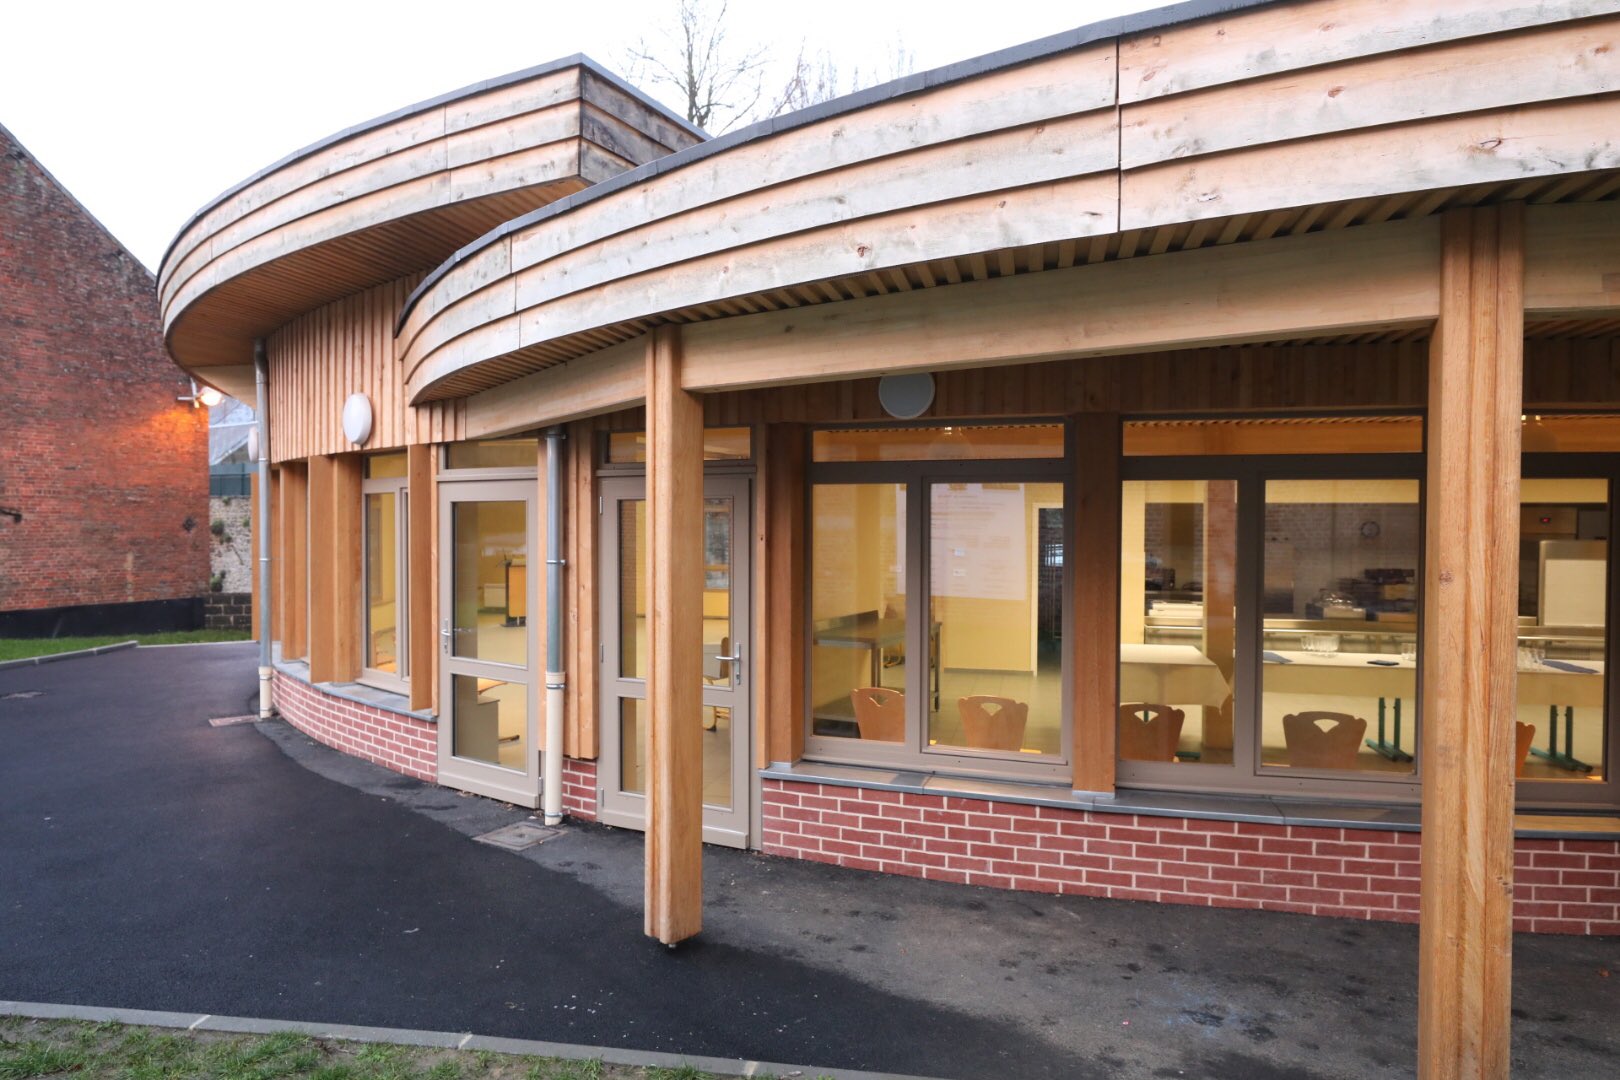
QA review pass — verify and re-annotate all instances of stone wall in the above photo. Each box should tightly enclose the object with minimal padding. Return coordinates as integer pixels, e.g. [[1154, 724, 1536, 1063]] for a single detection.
[[208, 494, 254, 593]]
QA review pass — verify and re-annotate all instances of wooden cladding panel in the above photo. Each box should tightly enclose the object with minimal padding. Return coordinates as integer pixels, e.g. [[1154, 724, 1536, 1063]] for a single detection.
[[279, 463, 309, 660], [564, 417, 599, 759], [761, 424, 807, 767], [1117, 4, 1620, 229], [268, 274, 468, 462], [306, 454, 363, 684]]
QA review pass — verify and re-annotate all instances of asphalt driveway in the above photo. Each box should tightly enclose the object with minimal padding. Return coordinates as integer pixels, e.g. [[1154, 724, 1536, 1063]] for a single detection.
[[1, 642, 1616, 1079]]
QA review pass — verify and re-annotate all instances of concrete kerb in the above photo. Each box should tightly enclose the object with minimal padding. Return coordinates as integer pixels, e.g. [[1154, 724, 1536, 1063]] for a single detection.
[[0, 640, 136, 671], [0, 1000, 940, 1080]]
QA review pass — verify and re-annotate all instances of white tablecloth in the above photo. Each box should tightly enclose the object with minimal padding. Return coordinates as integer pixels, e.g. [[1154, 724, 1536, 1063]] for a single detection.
[[1120, 644, 1231, 707]]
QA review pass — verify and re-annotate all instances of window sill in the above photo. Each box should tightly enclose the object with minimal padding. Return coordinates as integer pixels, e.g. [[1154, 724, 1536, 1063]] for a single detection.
[[761, 761, 1620, 839], [273, 648, 434, 725]]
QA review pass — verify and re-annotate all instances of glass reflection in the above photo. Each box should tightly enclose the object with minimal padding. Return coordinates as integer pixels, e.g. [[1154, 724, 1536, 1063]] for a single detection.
[[451, 674, 525, 769], [451, 500, 527, 664]]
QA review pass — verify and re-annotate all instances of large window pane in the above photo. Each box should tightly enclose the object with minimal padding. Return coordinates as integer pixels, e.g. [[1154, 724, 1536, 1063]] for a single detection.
[[450, 500, 527, 664], [810, 484, 906, 741], [1260, 479, 1419, 775], [1517, 478, 1608, 784], [451, 674, 526, 770], [926, 482, 1064, 757], [365, 491, 399, 674], [1119, 480, 1236, 765], [618, 500, 646, 679]]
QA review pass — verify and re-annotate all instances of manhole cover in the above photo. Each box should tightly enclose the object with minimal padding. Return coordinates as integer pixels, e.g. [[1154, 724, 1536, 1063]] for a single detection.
[[2, 691, 43, 701], [208, 714, 260, 727], [474, 821, 559, 851]]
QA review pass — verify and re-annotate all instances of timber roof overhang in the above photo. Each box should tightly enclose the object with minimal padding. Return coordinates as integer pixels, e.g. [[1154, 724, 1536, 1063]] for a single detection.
[[156, 54, 704, 400], [395, 0, 1620, 406]]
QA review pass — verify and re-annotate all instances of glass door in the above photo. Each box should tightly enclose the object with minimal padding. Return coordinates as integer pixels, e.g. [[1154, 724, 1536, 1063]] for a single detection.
[[437, 480, 538, 806], [599, 475, 752, 847]]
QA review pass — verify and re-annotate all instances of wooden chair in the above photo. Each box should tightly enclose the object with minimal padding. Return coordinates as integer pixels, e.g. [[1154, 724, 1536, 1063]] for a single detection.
[[1515, 721, 1537, 777], [850, 687, 906, 742], [1118, 703, 1185, 762], [958, 696, 1028, 751], [1283, 711, 1368, 770]]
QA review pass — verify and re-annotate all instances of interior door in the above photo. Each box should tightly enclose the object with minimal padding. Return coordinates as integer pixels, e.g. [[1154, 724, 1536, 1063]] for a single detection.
[[599, 475, 753, 847], [437, 480, 539, 806]]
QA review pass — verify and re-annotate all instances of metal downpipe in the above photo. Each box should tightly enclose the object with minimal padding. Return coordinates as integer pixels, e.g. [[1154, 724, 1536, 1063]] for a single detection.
[[253, 340, 274, 719], [543, 426, 567, 825]]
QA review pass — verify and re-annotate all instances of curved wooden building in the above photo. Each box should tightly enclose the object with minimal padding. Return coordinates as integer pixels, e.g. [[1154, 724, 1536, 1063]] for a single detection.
[[161, 1, 1620, 1072]]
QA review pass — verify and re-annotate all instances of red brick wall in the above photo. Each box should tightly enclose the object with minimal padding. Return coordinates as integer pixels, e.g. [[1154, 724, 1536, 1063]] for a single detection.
[[273, 672, 436, 782], [271, 670, 602, 818], [762, 779, 1620, 936], [0, 124, 208, 613], [563, 758, 598, 821]]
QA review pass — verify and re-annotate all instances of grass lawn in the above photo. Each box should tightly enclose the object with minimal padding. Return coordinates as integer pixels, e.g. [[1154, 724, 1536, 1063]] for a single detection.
[[0, 1016, 766, 1080], [0, 629, 250, 662]]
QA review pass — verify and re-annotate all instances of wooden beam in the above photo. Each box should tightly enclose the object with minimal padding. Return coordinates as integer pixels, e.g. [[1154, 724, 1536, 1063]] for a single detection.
[[644, 326, 704, 945], [281, 463, 309, 661], [1072, 412, 1121, 794], [564, 418, 599, 759], [680, 218, 1439, 392], [463, 337, 647, 439], [763, 423, 807, 765], [407, 443, 435, 713], [1418, 204, 1522, 1080], [306, 456, 336, 681], [1525, 201, 1620, 316]]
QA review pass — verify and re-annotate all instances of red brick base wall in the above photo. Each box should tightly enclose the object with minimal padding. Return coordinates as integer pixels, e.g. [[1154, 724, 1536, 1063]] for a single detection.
[[563, 758, 598, 821], [761, 779, 1620, 936], [273, 673, 436, 782]]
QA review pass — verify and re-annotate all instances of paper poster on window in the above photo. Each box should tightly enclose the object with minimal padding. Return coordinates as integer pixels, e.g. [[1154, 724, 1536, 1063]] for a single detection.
[[931, 484, 1027, 600]]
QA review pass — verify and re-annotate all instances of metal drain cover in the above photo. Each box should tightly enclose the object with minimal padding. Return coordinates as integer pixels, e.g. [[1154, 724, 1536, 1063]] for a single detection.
[[474, 821, 559, 851]]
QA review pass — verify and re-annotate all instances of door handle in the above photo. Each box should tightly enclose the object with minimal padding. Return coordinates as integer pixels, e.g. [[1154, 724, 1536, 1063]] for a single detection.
[[715, 644, 742, 686]]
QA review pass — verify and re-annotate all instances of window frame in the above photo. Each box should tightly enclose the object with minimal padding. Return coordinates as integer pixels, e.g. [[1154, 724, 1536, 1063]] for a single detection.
[[1117, 451, 1427, 800], [804, 421, 1072, 783], [360, 459, 410, 693]]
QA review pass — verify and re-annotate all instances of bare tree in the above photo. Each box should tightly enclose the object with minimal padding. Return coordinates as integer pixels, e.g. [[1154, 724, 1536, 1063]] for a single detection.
[[621, 0, 769, 133], [770, 36, 917, 116]]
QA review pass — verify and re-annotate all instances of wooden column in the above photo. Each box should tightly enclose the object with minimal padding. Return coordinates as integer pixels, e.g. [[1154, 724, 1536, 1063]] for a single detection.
[[1072, 412, 1122, 793], [763, 423, 807, 766], [1202, 480, 1238, 752], [564, 418, 599, 759], [645, 326, 704, 945], [1418, 203, 1523, 1080], [307, 454, 363, 684], [407, 444, 435, 713], [281, 463, 309, 661], [249, 470, 261, 643]]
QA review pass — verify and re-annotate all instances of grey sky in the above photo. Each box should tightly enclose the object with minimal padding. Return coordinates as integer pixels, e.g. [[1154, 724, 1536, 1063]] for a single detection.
[[1, 0, 1157, 273]]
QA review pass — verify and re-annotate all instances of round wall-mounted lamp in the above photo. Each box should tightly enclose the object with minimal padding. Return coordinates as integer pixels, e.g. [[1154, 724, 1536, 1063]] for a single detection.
[[878, 372, 935, 420], [342, 393, 374, 446], [178, 379, 224, 408]]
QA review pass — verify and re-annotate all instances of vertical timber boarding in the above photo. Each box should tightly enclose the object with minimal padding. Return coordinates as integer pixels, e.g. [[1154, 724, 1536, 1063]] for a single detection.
[[1073, 412, 1122, 794], [1418, 204, 1523, 1080], [280, 463, 309, 661], [306, 454, 363, 685], [645, 326, 705, 945]]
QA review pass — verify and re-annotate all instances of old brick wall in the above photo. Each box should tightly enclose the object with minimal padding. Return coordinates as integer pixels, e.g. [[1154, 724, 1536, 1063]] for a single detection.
[[0, 123, 208, 616]]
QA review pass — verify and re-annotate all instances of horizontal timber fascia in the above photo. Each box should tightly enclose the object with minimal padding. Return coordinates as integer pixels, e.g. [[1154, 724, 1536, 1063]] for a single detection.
[[394, 0, 1282, 334]]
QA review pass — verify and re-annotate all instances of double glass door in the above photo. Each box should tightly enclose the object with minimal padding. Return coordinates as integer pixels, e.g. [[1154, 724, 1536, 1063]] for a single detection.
[[599, 475, 753, 847], [438, 480, 539, 806]]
